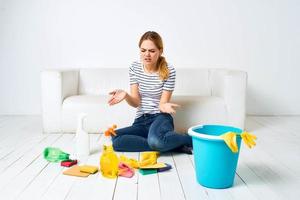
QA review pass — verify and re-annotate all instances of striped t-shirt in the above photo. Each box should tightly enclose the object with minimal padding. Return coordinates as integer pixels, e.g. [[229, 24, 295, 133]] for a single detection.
[[129, 61, 176, 119]]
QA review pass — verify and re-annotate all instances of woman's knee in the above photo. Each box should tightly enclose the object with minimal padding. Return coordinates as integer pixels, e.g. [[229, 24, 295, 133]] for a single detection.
[[151, 114, 174, 133], [156, 113, 173, 124], [147, 136, 166, 152]]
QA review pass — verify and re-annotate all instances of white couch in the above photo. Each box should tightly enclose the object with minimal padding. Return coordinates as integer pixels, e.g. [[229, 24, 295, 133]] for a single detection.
[[41, 68, 247, 133]]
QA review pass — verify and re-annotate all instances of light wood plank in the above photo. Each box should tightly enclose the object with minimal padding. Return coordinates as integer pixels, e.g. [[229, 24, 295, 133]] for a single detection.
[[172, 153, 209, 200], [0, 134, 61, 199], [227, 174, 258, 200], [0, 116, 43, 157], [18, 134, 74, 200], [64, 134, 117, 200], [248, 117, 300, 176], [236, 117, 283, 200], [237, 152, 281, 200], [158, 153, 185, 200], [65, 134, 112, 200], [0, 115, 299, 200], [243, 117, 300, 199], [38, 134, 80, 200], [0, 134, 46, 165], [0, 116, 38, 146], [113, 151, 139, 200], [138, 152, 160, 200]]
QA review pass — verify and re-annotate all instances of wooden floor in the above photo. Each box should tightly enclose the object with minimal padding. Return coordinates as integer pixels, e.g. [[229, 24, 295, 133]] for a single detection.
[[0, 116, 300, 200]]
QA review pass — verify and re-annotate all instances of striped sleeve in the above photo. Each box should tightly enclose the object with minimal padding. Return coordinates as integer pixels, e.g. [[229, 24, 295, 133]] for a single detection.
[[129, 63, 138, 85], [163, 66, 176, 91]]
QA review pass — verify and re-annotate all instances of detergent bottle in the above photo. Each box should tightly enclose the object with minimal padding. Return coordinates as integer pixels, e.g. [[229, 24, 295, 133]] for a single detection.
[[43, 147, 70, 162], [76, 113, 90, 157], [100, 125, 119, 178]]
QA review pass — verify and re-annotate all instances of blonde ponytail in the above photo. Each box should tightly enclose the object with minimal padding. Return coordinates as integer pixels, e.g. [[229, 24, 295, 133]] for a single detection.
[[157, 56, 169, 81]]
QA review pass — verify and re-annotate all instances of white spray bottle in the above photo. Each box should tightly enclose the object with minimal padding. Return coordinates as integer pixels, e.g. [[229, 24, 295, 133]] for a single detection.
[[76, 113, 90, 157]]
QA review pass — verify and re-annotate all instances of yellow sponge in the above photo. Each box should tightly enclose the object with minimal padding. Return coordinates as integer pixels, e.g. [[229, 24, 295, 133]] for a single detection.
[[79, 165, 99, 174], [63, 166, 90, 177]]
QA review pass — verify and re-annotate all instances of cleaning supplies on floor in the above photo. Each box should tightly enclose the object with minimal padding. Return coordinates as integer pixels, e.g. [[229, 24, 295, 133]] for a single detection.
[[43, 147, 70, 162], [221, 131, 257, 153], [79, 165, 99, 174], [139, 169, 157, 175], [119, 155, 139, 169], [52, 124, 172, 179], [241, 131, 257, 148], [118, 163, 135, 178], [63, 165, 99, 177], [99, 125, 120, 178], [220, 132, 238, 153], [104, 124, 117, 137], [100, 145, 119, 179], [138, 151, 170, 175], [63, 165, 90, 177], [139, 151, 159, 167], [157, 163, 172, 172], [76, 113, 90, 157], [139, 163, 172, 175], [61, 159, 78, 167], [101, 124, 117, 146], [138, 151, 167, 169], [140, 163, 167, 169]]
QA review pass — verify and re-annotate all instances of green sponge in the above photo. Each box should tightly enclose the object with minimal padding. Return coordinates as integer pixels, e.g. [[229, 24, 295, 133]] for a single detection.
[[139, 169, 157, 175]]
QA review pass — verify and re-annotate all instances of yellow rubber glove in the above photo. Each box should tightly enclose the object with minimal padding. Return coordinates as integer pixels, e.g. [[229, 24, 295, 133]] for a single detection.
[[119, 155, 139, 169], [241, 131, 257, 148], [220, 132, 238, 153], [139, 151, 159, 167]]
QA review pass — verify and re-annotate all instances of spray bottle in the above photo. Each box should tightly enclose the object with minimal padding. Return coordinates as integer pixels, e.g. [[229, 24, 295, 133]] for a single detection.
[[76, 113, 90, 157], [100, 124, 119, 178]]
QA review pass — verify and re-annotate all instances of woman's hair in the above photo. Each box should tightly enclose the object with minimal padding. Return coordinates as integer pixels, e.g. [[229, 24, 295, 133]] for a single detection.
[[139, 31, 169, 80]]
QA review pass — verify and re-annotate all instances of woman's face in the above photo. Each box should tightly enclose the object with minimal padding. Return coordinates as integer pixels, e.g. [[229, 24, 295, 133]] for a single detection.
[[140, 39, 161, 68]]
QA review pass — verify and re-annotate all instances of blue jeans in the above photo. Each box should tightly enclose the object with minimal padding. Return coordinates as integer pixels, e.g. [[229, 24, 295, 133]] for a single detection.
[[112, 113, 192, 152]]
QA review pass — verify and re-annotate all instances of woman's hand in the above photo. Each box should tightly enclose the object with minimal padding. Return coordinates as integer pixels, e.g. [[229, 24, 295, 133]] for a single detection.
[[108, 89, 127, 106], [159, 102, 181, 114]]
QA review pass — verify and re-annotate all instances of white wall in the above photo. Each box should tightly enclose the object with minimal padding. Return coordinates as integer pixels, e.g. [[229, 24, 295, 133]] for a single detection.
[[0, 0, 299, 115]]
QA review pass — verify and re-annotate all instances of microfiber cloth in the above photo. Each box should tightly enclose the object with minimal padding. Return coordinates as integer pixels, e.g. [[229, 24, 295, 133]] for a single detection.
[[241, 132, 257, 148], [118, 162, 135, 178], [221, 131, 257, 153], [220, 132, 238, 153], [119, 155, 139, 169], [139, 151, 159, 167]]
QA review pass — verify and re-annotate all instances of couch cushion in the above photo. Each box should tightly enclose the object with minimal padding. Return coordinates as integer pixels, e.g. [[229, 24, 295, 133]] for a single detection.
[[62, 95, 136, 133], [79, 68, 130, 95], [172, 96, 228, 132], [62, 95, 228, 133], [173, 68, 210, 96], [79, 68, 211, 96]]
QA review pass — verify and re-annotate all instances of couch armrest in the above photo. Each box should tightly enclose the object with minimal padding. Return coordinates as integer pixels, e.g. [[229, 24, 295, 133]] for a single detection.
[[210, 69, 247, 129], [41, 70, 79, 133], [224, 71, 247, 129]]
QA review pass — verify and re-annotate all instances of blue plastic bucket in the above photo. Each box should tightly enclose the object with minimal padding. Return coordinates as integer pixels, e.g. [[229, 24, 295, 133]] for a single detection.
[[188, 125, 242, 189]]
